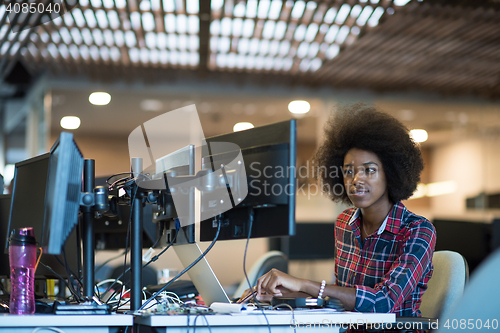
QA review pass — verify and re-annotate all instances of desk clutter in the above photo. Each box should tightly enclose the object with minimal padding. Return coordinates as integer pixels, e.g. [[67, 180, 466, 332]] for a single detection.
[[1, 123, 299, 315]]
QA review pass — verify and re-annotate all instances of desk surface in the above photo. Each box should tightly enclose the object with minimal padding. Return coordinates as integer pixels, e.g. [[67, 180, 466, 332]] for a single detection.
[[0, 314, 133, 327], [0, 314, 134, 333], [135, 310, 395, 327], [0, 312, 395, 333]]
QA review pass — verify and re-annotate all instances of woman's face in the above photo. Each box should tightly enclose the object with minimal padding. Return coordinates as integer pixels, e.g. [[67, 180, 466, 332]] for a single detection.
[[343, 148, 390, 210]]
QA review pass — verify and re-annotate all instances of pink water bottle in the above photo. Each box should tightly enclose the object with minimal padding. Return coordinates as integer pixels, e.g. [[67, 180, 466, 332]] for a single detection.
[[9, 227, 37, 314]]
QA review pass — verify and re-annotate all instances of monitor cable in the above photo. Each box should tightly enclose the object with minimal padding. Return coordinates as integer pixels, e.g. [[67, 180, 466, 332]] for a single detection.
[[61, 248, 83, 300], [108, 227, 178, 311], [192, 313, 213, 333], [54, 255, 81, 289], [138, 216, 222, 311], [38, 262, 84, 303], [242, 208, 271, 333], [94, 223, 164, 297], [101, 221, 177, 309]]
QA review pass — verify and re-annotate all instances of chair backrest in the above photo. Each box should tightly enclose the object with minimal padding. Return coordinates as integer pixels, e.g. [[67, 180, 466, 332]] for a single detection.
[[437, 248, 500, 333], [420, 250, 468, 318], [233, 250, 288, 299]]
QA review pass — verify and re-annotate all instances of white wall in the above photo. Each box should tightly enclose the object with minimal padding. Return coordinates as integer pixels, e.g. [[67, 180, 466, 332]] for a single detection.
[[429, 133, 500, 221]]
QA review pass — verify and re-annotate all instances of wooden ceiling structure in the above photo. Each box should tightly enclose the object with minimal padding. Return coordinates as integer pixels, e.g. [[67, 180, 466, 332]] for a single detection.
[[1, 0, 499, 98]]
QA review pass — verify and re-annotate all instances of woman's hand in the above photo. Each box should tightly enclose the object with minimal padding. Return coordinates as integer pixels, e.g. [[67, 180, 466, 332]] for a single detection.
[[256, 269, 304, 299], [237, 269, 305, 303]]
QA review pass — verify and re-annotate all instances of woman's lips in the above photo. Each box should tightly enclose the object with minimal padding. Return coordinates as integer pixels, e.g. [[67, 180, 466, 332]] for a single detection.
[[350, 187, 368, 196]]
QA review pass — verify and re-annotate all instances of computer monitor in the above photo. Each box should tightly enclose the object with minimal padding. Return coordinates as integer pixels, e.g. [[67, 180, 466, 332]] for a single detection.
[[432, 219, 492, 273], [93, 175, 161, 250], [153, 145, 196, 245], [42, 132, 84, 255], [3, 154, 79, 279], [269, 222, 335, 260], [199, 120, 296, 241], [93, 203, 160, 250], [0, 194, 12, 277], [493, 218, 500, 252], [93, 144, 196, 250]]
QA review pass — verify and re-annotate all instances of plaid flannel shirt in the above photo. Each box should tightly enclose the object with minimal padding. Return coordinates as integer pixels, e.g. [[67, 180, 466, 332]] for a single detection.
[[335, 201, 436, 317]]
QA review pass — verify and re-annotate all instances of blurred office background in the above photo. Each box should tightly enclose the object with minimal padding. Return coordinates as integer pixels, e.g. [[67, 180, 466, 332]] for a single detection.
[[1, 0, 500, 293]]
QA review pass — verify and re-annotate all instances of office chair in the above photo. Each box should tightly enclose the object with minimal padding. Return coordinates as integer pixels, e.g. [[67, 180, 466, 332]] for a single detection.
[[436, 248, 500, 333], [233, 250, 288, 299], [419, 250, 469, 318]]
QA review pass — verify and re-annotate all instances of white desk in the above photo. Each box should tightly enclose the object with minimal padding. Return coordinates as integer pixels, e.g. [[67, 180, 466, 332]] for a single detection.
[[134, 311, 396, 333], [0, 314, 134, 333]]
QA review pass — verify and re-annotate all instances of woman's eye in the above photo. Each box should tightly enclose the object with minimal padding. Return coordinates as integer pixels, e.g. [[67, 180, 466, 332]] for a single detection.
[[366, 167, 376, 174]]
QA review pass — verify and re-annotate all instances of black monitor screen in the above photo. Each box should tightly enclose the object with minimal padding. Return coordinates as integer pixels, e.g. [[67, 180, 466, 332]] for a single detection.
[[493, 219, 500, 252], [199, 120, 296, 241], [0, 194, 11, 277], [6, 154, 50, 254], [432, 219, 492, 273], [42, 132, 84, 255], [269, 222, 335, 260], [93, 201, 160, 250], [4, 154, 79, 279]]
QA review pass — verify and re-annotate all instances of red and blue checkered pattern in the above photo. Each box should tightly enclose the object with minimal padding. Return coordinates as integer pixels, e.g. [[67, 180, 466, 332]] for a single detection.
[[335, 202, 436, 317]]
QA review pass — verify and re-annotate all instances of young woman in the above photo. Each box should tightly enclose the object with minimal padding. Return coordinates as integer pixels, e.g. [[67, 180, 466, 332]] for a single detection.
[[245, 104, 436, 318]]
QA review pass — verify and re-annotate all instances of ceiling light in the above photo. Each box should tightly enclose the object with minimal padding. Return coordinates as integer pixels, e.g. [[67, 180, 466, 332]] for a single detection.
[[268, 0, 282, 19], [257, 0, 271, 19], [335, 4, 351, 24], [291, 1, 305, 18], [89, 92, 111, 105], [324, 8, 337, 24], [326, 44, 340, 59], [410, 129, 428, 143], [245, 0, 258, 18], [242, 19, 255, 38], [60, 116, 81, 130], [367, 6, 384, 27], [288, 100, 310, 114], [233, 2, 246, 17], [357, 6, 373, 26], [233, 122, 254, 132]]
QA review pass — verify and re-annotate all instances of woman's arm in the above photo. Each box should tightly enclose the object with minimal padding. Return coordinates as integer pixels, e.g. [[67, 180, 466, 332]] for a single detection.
[[254, 221, 435, 312], [254, 268, 357, 310]]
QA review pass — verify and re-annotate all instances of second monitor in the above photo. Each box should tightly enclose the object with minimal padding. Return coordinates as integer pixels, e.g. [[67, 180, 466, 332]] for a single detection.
[[199, 120, 297, 241]]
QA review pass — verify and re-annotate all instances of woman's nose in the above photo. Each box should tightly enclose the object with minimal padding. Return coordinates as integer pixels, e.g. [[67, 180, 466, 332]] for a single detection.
[[353, 170, 365, 184]]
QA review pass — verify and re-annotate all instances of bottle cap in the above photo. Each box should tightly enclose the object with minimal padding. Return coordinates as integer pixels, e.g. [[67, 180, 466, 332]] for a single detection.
[[9, 227, 37, 246]]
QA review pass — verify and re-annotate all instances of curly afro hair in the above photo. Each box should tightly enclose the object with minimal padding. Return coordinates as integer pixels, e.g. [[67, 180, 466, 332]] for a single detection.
[[314, 103, 424, 205]]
